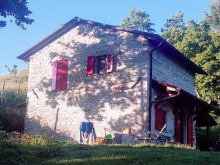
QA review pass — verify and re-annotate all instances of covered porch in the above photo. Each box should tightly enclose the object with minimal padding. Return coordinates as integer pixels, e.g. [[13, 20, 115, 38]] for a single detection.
[[152, 80, 217, 147]]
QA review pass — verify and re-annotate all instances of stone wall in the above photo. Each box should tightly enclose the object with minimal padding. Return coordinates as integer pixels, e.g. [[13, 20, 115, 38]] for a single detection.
[[153, 50, 195, 95], [26, 24, 150, 141], [25, 22, 196, 142]]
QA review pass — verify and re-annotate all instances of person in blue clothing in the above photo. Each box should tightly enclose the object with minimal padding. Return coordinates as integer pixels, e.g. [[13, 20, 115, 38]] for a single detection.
[[80, 122, 96, 144]]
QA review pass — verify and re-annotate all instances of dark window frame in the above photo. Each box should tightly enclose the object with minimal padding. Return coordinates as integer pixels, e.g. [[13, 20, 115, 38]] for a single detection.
[[87, 54, 116, 75]]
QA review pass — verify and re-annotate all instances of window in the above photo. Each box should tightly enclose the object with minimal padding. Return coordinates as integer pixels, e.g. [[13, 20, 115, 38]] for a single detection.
[[87, 54, 114, 75], [52, 60, 68, 91], [155, 108, 166, 130]]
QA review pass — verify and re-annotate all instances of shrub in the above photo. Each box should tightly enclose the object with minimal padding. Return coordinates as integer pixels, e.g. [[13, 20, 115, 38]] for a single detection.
[[0, 90, 26, 132]]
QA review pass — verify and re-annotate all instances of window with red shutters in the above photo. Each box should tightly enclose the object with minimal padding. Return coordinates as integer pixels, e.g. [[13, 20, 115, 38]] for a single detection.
[[87, 54, 115, 75], [155, 108, 166, 130], [51, 60, 68, 91]]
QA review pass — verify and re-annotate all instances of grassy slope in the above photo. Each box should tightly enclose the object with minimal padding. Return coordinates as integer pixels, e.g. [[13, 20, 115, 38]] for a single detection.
[[0, 69, 28, 92], [0, 135, 220, 165]]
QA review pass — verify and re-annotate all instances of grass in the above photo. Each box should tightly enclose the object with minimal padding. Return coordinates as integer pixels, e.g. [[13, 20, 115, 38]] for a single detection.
[[0, 134, 220, 165]]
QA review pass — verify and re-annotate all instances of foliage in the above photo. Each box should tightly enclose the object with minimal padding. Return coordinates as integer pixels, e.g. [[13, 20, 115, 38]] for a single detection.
[[161, 11, 186, 45], [120, 8, 155, 32], [1, 134, 220, 165], [0, 0, 34, 29], [8, 133, 60, 145], [197, 121, 220, 151], [205, 0, 220, 30], [5, 65, 18, 77], [162, 11, 186, 31], [0, 90, 26, 108]]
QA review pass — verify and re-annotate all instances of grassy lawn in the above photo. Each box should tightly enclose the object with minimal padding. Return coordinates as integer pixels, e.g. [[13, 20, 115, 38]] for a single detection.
[[0, 134, 220, 165]]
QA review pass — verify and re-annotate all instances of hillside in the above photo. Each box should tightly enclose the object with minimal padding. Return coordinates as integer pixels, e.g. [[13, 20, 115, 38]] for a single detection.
[[0, 69, 28, 108], [0, 69, 28, 92]]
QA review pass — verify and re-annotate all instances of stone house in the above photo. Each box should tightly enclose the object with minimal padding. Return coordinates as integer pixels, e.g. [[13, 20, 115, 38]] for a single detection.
[[17, 17, 216, 146]]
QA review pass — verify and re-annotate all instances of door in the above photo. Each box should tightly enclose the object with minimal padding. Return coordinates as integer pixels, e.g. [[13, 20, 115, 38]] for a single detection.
[[187, 114, 193, 146], [175, 112, 184, 143]]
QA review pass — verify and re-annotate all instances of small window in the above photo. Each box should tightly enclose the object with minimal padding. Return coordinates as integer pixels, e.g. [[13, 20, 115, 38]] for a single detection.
[[155, 108, 166, 130], [87, 54, 115, 75], [52, 60, 68, 91]]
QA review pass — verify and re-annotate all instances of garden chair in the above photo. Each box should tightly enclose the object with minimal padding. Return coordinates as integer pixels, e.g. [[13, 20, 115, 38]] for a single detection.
[[135, 124, 170, 144]]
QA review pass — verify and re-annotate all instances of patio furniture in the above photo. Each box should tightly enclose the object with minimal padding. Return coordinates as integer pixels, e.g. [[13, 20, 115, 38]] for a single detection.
[[135, 124, 171, 144]]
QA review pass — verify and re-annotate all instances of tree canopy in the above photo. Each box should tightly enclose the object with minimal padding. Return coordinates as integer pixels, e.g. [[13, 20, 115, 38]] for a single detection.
[[120, 8, 155, 32], [205, 0, 220, 30], [161, 11, 186, 45], [0, 0, 33, 29]]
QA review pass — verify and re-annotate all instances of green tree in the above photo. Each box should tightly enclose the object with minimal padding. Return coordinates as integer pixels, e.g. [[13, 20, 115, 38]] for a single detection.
[[5, 65, 18, 77], [175, 20, 211, 59], [195, 30, 220, 104], [0, 0, 34, 29], [205, 0, 220, 30], [120, 8, 155, 32], [161, 11, 186, 45], [162, 11, 186, 31]]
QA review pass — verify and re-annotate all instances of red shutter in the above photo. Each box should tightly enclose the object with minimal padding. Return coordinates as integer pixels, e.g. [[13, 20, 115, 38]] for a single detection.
[[188, 115, 193, 146], [87, 56, 95, 75], [56, 60, 68, 90], [106, 54, 114, 73], [155, 108, 166, 130], [51, 61, 58, 91]]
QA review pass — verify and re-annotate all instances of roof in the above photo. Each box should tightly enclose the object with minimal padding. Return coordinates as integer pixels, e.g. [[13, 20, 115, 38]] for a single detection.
[[17, 17, 207, 75], [153, 79, 218, 111]]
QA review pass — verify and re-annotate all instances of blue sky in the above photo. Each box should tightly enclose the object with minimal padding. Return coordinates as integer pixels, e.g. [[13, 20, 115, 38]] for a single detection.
[[0, 0, 212, 75]]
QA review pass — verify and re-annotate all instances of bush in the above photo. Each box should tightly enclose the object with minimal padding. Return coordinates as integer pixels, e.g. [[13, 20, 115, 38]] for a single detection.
[[0, 89, 26, 108], [196, 123, 220, 150], [0, 90, 26, 132]]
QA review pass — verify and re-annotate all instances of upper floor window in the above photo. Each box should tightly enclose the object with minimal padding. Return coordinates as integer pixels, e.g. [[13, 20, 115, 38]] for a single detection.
[[52, 60, 68, 91], [87, 54, 115, 75]]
